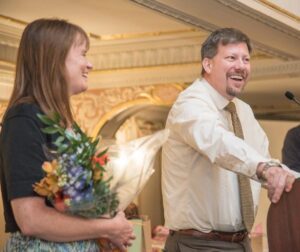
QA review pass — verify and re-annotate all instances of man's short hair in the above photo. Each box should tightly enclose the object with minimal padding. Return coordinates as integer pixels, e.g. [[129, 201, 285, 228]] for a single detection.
[[201, 28, 252, 75]]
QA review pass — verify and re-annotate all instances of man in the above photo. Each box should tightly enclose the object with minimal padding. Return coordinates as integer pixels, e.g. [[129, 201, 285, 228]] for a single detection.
[[282, 125, 300, 172], [162, 28, 295, 252]]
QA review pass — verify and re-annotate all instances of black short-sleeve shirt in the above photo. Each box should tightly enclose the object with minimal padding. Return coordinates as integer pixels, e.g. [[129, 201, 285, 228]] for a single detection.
[[0, 103, 56, 232]]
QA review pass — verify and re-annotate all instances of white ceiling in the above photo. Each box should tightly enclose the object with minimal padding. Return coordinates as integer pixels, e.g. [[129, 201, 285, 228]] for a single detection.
[[0, 0, 189, 35]]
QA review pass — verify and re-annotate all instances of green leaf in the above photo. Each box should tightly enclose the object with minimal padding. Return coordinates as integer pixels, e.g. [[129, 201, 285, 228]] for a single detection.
[[73, 123, 84, 134], [36, 111, 119, 218], [37, 113, 55, 126], [96, 148, 108, 157], [90, 141, 98, 151], [64, 130, 76, 141], [54, 136, 65, 146], [41, 126, 60, 134], [57, 144, 69, 153]]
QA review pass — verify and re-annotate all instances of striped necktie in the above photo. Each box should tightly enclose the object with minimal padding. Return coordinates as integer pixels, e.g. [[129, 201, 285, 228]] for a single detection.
[[225, 101, 255, 232]]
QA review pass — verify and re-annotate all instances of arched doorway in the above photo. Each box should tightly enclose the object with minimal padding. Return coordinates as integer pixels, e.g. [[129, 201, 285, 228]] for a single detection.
[[91, 84, 184, 227]]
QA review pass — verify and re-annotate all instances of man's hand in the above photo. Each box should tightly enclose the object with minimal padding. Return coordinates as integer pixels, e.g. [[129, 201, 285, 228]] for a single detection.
[[257, 163, 295, 203]]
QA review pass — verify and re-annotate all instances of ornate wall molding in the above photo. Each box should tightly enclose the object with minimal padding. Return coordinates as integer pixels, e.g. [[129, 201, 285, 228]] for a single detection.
[[88, 63, 199, 89], [89, 42, 201, 70], [71, 83, 184, 135], [0, 101, 8, 122], [0, 23, 22, 47], [0, 83, 182, 134], [252, 41, 297, 60], [0, 68, 14, 100], [0, 69, 14, 83], [0, 18, 23, 63], [1, 58, 300, 97], [251, 60, 300, 79], [89, 58, 300, 89], [0, 44, 17, 64], [0, 14, 206, 71]]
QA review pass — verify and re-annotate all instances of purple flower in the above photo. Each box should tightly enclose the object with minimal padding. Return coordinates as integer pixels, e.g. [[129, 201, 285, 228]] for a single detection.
[[74, 180, 85, 190], [69, 166, 83, 177]]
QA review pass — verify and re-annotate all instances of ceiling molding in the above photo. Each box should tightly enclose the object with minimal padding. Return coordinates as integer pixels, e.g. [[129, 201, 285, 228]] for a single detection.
[[1, 58, 300, 94], [88, 63, 199, 89], [0, 10, 295, 71], [89, 59, 300, 89], [131, 0, 219, 32], [217, 0, 300, 39], [0, 60, 15, 71], [0, 44, 17, 63], [252, 41, 297, 60], [0, 20, 21, 63], [131, 0, 299, 60], [0, 15, 24, 49], [0, 67, 14, 100], [257, 0, 300, 22], [89, 28, 200, 42], [0, 22, 21, 63], [89, 43, 200, 70], [0, 69, 14, 84], [0, 14, 27, 26], [88, 30, 205, 70]]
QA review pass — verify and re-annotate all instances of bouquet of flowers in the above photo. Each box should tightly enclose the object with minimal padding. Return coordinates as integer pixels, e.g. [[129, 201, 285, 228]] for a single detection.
[[33, 112, 169, 249], [33, 113, 119, 217]]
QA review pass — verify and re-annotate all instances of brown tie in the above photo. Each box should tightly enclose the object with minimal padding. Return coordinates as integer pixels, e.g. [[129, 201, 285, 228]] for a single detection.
[[225, 101, 254, 232]]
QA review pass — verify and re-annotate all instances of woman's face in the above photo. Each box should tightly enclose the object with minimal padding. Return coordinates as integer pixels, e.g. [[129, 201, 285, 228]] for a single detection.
[[65, 36, 93, 95]]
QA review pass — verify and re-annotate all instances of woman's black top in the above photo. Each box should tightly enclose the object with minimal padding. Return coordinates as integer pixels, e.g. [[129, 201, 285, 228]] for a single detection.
[[0, 103, 56, 232]]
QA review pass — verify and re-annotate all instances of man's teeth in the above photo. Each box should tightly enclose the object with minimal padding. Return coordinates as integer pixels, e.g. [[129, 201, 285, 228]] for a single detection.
[[230, 75, 243, 80]]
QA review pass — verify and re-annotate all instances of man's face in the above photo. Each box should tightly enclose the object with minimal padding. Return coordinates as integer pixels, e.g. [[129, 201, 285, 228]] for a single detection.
[[203, 42, 251, 100]]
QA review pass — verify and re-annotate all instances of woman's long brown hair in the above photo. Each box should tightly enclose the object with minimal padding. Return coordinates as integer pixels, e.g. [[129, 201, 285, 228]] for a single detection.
[[4, 18, 89, 127]]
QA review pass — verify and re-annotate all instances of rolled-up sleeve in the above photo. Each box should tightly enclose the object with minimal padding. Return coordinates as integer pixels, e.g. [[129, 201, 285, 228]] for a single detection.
[[169, 99, 269, 179]]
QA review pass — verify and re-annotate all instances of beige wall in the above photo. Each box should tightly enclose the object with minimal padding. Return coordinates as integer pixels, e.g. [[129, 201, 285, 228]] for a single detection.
[[259, 120, 299, 160]]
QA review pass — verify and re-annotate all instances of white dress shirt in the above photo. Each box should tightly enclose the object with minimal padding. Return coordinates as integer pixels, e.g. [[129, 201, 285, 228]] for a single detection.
[[162, 78, 270, 232]]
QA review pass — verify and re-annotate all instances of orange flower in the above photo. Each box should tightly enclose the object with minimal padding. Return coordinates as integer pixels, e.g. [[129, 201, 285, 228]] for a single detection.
[[42, 160, 58, 174], [33, 179, 52, 197], [92, 154, 109, 181], [92, 154, 108, 166], [33, 163, 60, 197]]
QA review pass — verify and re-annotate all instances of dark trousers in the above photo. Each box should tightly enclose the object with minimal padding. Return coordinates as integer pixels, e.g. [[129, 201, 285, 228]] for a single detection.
[[164, 231, 252, 252]]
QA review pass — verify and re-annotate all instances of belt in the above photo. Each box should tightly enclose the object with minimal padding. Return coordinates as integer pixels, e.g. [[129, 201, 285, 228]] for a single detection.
[[170, 229, 248, 243]]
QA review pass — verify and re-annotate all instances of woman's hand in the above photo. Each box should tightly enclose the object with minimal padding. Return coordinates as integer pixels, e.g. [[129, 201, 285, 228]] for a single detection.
[[106, 211, 135, 251]]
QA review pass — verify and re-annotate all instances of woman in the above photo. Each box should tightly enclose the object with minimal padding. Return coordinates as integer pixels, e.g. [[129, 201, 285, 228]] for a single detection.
[[0, 18, 134, 251]]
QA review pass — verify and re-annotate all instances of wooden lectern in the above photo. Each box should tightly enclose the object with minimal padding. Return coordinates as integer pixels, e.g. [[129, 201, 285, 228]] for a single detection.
[[267, 178, 300, 252]]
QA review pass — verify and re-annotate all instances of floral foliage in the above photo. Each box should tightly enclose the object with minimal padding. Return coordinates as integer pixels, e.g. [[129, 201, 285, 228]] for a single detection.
[[33, 113, 119, 218]]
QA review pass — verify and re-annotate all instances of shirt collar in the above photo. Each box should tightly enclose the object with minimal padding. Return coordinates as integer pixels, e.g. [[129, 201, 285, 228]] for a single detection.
[[200, 78, 235, 110]]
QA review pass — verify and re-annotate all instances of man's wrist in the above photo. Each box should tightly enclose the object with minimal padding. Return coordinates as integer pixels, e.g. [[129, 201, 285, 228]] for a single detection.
[[257, 161, 282, 181]]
